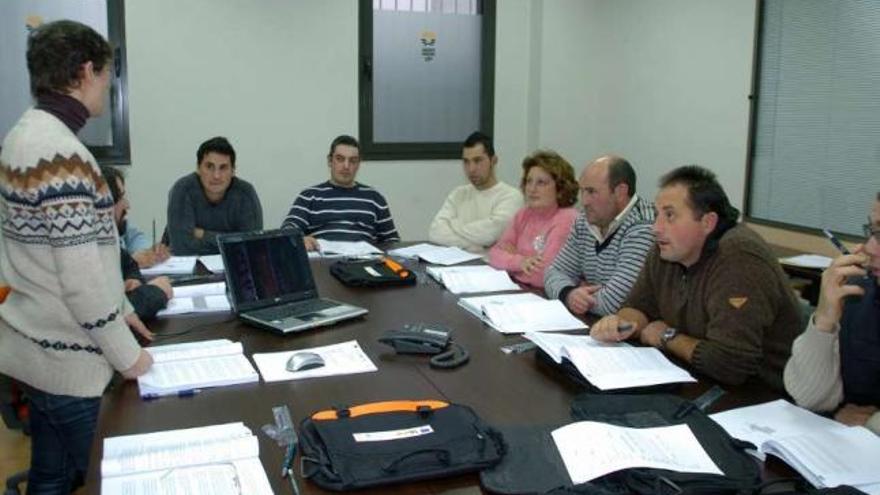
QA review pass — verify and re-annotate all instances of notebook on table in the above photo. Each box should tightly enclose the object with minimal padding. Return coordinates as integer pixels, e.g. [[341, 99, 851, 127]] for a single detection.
[[217, 229, 367, 334]]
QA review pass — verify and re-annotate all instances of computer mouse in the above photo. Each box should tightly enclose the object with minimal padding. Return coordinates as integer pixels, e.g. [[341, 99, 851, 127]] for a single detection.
[[286, 351, 326, 372]]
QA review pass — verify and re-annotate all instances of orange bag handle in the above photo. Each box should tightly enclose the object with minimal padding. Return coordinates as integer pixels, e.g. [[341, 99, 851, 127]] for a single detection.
[[312, 400, 449, 421]]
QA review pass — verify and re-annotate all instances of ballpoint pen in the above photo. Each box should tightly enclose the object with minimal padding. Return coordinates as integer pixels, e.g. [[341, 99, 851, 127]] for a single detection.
[[142, 389, 201, 401], [282, 443, 302, 495], [822, 229, 851, 255]]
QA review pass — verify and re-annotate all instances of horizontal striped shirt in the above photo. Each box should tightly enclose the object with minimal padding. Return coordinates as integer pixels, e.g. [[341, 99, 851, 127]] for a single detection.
[[281, 181, 399, 244], [543, 196, 655, 316]]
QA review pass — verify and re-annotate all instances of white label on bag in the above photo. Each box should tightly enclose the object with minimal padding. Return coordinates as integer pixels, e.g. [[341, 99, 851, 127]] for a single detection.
[[364, 266, 381, 277], [352, 425, 434, 442]]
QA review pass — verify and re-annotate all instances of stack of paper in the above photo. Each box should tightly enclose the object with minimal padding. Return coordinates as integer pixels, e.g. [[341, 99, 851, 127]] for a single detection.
[[139, 339, 259, 398], [427, 265, 521, 294], [779, 254, 833, 269], [388, 243, 483, 265], [711, 400, 880, 493], [458, 292, 543, 319], [141, 256, 199, 276], [252, 340, 378, 382], [525, 332, 696, 390], [157, 282, 231, 317], [101, 422, 273, 494], [315, 239, 383, 257], [552, 421, 722, 484], [198, 254, 225, 273], [458, 293, 587, 333]]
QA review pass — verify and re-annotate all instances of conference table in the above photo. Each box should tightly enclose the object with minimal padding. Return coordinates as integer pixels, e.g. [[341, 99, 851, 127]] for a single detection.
[[85, 255, 791, 494]]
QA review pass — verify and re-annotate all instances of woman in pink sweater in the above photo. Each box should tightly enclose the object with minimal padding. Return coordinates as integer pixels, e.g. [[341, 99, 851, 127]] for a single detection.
[[489, 150, 578, 289]]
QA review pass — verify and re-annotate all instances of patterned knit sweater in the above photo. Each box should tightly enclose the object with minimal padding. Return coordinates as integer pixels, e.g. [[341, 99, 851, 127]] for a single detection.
[[543, 196, 656, 315], [0, 108, 141, 397]]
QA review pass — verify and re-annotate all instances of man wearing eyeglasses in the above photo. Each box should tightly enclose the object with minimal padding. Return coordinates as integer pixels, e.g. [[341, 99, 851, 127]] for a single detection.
[[785, 193, 880, 434], [281, 135, 399, 251]]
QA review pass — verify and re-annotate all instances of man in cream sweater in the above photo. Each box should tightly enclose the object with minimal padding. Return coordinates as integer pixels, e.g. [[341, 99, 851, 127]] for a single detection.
[[428, 132, 523, 253]]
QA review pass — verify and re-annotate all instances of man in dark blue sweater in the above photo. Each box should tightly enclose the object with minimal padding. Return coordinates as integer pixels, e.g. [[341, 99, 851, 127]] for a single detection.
[[281, 135, 400, 251], [167, 136, 263, 255]]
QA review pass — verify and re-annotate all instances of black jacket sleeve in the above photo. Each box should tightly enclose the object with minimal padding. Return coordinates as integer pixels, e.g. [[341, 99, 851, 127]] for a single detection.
[[120, 248, 144, 282], [126, 285, 168, 320]]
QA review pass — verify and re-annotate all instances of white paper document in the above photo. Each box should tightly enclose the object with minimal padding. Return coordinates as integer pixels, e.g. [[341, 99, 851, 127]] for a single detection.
[[252, 339, 377, 382], [779, 254, 833, 269], [710, 399, 846, 460], [427, 265, 520, 294], [458, 292, 545, 320], [198, 254, 225, 273], [564, 345, 696, 390], [552, 421, 722, 485], [316, 239, 383, 257], [387, 243, 483, 265], [481, 299, 587, 334], [386, 242, 442, 258], [158, 282, 231, 317], [524, 333, 695, 389], [524, 333, 617, 363], [140, 256, 199, 276], [139, 339, 259, 397], [711, 399, 880, 490], [101, 422, 273, 495]]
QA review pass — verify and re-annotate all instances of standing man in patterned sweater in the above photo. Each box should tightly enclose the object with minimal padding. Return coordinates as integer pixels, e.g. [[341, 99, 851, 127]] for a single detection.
[[281, 135, 400, 251], [544, 155, 655, 315], [0, 20, 152, 492]]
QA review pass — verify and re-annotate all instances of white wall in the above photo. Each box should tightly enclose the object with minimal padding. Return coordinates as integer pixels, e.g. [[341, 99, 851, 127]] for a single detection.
[[122, 0, 756, 242], [535, 0, 756, 207]]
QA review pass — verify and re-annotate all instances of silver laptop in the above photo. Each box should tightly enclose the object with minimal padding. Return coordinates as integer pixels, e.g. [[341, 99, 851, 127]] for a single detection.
[[217, 229, 367, 334]]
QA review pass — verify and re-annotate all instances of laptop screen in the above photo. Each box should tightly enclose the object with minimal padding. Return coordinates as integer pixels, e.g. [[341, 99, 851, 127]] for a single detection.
[[220, 231, 318, 310]]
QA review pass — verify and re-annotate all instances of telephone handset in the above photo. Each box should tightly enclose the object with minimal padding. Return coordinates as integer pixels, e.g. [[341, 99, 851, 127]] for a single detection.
[[378, 323, 469, 369]]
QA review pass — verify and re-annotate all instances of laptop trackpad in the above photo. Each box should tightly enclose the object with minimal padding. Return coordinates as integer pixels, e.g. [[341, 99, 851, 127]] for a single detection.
[[291, 305, 352, 323]]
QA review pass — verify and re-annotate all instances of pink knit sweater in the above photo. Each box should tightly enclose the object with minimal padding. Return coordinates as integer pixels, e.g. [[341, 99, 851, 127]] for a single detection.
[[488, 206, 577, 289]]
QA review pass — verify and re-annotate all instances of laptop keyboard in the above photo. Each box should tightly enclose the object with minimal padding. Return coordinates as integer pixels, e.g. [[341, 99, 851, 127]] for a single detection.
[[249, 299, 338, 321]]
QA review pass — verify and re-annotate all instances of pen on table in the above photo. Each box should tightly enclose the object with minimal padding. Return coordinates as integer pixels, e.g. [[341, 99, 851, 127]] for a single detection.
[[152, 219, 157, 248], [142, 389, 201, 401], [822, 228, 851, 255], [282, 443, 302, 495], [281, 443, 295, 477]]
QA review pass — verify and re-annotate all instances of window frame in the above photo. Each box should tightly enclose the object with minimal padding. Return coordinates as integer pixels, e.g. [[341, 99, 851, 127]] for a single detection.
[[743, 0, 868, 241], [93, 0, 130, 165], [357, 0, 496, 161]]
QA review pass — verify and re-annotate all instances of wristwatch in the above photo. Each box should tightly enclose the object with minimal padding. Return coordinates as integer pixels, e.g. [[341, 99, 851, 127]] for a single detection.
[[659, 327, 678, 349]]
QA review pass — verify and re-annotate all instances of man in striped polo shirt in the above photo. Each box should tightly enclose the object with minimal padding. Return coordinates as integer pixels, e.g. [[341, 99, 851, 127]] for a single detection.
[[544, 155, 655, 315], [282, 135, 400, 250]]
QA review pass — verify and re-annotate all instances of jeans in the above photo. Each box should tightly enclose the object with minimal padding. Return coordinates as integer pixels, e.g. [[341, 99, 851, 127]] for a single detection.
[[23, 386, 100, 495]]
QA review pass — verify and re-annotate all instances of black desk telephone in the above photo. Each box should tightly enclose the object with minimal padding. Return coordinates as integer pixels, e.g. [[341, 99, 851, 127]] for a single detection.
[[379, 323, 469, 369]]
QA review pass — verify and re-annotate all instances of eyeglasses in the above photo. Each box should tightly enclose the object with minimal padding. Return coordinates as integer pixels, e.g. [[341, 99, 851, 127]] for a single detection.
[[862, 219, 880, 242]]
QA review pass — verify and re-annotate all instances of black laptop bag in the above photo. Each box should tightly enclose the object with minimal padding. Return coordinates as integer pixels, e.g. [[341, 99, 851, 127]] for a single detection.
[[299, 399, 505, 491], [481, 393, 761, 495], [329, 259, 417, 287]]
